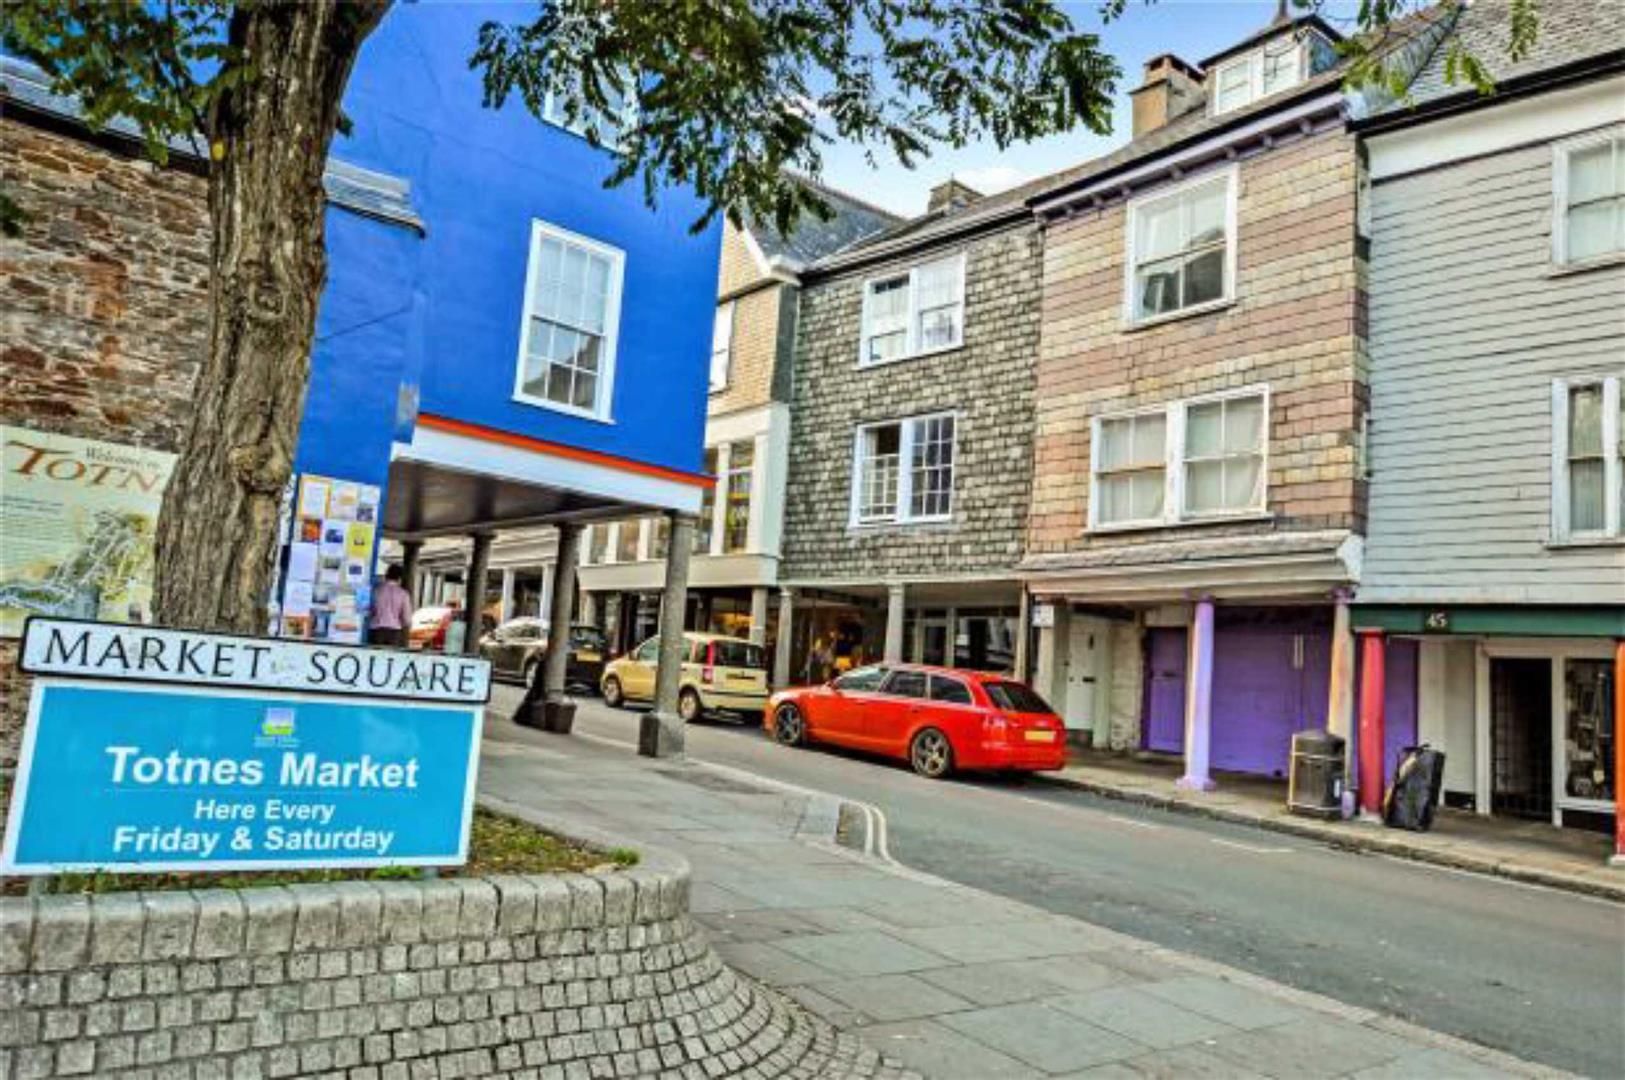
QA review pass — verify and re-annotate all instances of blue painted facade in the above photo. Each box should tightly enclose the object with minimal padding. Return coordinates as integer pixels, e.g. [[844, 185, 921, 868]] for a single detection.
[[294, 0, 720, 501]]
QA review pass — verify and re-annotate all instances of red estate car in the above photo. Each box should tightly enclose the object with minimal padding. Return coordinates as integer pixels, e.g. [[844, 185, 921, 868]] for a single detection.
[[764, 664, 1068, 779]]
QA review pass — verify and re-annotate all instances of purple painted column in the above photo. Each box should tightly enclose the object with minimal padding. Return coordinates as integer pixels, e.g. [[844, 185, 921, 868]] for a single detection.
[[1177, 598, 1217, 792]]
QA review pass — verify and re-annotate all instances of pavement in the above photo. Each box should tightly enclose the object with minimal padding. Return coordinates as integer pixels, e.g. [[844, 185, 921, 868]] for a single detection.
[[1049, 751, 1625, 902], [475, 705, 1568, 1080]]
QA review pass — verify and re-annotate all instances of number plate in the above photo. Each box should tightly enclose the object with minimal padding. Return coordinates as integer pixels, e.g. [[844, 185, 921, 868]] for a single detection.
[[1022, 729, 1055, 742], [576, 650, 600, 662]]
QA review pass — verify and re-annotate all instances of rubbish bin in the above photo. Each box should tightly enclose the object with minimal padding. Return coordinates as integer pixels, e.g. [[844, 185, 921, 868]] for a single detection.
[[1287, 729, 1346, 819]]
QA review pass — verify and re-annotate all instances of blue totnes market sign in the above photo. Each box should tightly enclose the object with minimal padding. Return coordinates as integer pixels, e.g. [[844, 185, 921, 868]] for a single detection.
[[2, 618, 491, 874]]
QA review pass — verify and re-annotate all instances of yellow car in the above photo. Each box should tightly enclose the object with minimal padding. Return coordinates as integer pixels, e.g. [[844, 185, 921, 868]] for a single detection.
[[601, 632, 770, 723]]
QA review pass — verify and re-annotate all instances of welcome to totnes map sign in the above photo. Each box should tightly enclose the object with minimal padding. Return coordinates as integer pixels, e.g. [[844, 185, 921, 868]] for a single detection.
[[2, 618, 491, 874]]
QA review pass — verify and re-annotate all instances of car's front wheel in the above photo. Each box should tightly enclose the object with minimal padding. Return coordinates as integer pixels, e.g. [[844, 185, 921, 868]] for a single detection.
[[678, 688, 704, 723], [909, 727, 954, 779], [602, 676, 625, 708], [773, 703, 806, 747]]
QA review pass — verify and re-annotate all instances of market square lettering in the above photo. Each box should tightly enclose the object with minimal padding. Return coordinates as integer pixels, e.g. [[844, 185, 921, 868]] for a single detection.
[[31, 622, 483, 700]]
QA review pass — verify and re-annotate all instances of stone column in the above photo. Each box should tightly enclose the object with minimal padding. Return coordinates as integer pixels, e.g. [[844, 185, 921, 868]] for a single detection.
[[1014, 588, 1032, 682], [1357, 629, 1387, 819], [579, 589, 598, 629], [1176, 597, 1217, 792], [749, 586, 770, 647], [640, 513, 695, 758], [401, 540, 424, 605], [514, 523, 580, 729], [1612, 639, 1625, 866], [883, 582, 907, 663], [499, 568, 515, 624], [462, 532, 494, 655], [1326, 589, 1357, 811], [773, 588, 796, 688]]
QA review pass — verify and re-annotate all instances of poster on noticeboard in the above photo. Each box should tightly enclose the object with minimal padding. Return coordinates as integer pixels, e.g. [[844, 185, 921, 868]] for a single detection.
[[271, 472, 381, 645]]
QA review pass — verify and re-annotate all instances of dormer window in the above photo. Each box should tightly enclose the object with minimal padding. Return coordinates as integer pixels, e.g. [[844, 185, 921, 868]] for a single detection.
[[1209, 29, 1330, 117]]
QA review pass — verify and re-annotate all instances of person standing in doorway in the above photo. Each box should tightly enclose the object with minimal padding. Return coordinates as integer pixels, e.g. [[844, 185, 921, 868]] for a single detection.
[[369, 564, 412, 647]]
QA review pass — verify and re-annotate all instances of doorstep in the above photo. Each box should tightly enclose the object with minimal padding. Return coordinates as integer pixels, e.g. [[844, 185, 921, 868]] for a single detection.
[[1044, 751, 1625, 903]]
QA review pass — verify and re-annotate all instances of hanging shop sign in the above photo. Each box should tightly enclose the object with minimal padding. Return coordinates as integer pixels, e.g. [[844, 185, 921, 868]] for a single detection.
[[1, 617, 490, 875], [0, 427, 175, 638]]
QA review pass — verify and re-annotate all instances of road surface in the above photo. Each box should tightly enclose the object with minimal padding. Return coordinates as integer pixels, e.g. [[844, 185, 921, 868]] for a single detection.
[[487, 686, 1625, 1076]]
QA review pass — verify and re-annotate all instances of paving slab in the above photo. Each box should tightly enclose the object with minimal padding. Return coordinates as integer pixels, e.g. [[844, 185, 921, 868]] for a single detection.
[[477, 708, 1562, 1080]]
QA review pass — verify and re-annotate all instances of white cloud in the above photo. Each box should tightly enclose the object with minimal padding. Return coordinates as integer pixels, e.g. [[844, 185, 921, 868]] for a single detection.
[[953, 164, 1029, 195]]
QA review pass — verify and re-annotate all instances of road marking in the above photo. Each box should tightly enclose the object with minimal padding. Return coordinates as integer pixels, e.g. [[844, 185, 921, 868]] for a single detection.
[[1209, 837, 1294, 855], [1104, 813, 1163, 830]]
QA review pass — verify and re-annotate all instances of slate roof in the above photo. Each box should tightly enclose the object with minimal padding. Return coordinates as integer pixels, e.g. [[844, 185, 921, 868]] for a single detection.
[[748, 175, 902, 270], [1, 55, 426, 234], [1364, 0, 1625, 119], [816, 17, 1354, 272]]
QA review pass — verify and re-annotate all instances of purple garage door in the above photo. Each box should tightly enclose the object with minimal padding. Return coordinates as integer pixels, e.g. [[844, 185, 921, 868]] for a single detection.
[[1209, 620, 1332, 777], [1143, 628, 1187, 754]]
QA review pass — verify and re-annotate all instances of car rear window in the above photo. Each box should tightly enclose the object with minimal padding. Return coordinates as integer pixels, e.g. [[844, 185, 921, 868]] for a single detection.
[[570, 627, 606, 651], [984, 681, 1054, 715], [883, 670, 929, 699], [929, 675, 973, 705], [712, 640, 766, 670]]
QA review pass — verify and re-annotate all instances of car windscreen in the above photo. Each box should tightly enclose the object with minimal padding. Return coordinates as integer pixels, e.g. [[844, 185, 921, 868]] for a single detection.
[[712, 640, 766, 670], [983, 681, 1054, 715]]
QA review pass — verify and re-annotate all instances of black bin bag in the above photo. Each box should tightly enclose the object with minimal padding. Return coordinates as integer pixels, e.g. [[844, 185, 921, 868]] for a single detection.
[[1383, 744, 1446, 832]]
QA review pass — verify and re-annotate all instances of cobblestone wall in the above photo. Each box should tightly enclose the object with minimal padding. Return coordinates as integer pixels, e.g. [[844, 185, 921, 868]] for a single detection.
[[0, 871, 908, 1080], [782, 224, 1042, 581]]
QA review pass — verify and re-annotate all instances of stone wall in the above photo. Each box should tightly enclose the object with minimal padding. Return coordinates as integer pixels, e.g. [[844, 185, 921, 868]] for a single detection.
[[1027, 127, 1367, 557], [0, 867, 901, 1079], [782, 224, 1042, 581], [0, 117, 211, 769]]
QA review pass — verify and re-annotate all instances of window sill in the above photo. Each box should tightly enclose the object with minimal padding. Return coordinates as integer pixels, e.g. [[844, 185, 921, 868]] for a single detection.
[[511, 393, 616, 425], [1086, 510, 1274, 536], [1547, 252, 1625, 278], [1121, 297, 1236, 334], [1544, 535, 1625, 550], [847, 515, 955, 533], [855, 342, 966, 372]]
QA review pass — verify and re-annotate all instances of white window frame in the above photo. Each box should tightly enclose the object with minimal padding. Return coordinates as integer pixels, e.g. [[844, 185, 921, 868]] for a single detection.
[[512, 219, 625, 423], [1088, 384, 1270, 531], [857, 251, 967, 368], [1122, 166, 1240, 328], [540, 75, 637, 148], [710, 300, 735, 393], [1550, 375, 1623, 542], [848, 411, 959, 527], [1551, 127, 1625, 267], [1208, 35, 1312, 117]]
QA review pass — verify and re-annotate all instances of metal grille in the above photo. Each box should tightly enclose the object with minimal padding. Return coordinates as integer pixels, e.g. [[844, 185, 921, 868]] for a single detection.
[[1490, 657, 1553, 820]]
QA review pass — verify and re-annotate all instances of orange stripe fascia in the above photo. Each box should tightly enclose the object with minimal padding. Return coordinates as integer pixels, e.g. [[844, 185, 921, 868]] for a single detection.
[[415, 413, 715, 489]]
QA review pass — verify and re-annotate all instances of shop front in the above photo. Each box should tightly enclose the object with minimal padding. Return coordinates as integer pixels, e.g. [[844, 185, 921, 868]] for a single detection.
[[1351, 606, 1624, 834]]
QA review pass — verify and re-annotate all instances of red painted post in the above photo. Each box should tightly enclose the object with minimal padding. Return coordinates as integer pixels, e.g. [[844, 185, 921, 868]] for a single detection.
[[1357, 630, 1387, 819], [1613, 639, 1624, 864]]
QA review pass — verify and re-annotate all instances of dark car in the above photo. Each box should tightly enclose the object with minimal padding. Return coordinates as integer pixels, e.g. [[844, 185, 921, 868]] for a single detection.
[[479, 619, 608, 693]]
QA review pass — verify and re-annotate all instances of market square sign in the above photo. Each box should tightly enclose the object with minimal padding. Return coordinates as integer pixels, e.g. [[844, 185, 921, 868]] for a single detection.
[[2, 617, 491, 873]]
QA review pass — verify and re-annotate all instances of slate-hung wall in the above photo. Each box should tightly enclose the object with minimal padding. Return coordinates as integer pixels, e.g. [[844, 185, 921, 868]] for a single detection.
[[782, 225, 1042, 581], [1029, 127, 1367, 553]]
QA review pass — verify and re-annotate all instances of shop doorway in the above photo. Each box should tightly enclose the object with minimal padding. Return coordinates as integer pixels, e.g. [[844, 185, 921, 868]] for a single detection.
[[1066, 615, 1109, 738], [1143, 628, 1187, 754], [919, 613, 950, 666], [1490, 657, 1554, 820]]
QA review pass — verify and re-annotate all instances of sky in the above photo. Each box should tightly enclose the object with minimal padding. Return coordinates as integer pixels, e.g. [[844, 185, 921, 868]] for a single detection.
[[816, 0, 1360, 218]]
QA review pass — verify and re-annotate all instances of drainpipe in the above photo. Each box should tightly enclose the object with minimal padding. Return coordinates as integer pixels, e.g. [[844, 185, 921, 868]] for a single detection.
[[1357, 629, 1387, 819]]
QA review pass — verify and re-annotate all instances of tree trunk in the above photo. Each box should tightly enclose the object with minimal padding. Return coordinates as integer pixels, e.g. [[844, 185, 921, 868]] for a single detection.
[[153, 0, 389, 633]]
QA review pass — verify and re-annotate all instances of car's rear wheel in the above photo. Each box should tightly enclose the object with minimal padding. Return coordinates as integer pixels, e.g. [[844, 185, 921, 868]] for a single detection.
[[602, 676, 624, 708], [678, 688, 704, 723], [773, 703, 806, 747], [909, 727, 954, 779]]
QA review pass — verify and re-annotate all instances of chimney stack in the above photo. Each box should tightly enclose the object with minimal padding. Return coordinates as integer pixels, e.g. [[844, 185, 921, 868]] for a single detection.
[[1129, 53, 1204, 138], [927, 178, 984, 215]]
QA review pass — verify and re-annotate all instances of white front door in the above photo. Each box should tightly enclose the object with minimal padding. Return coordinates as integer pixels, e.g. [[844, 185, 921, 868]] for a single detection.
[[1065, 617, 1104, 734]]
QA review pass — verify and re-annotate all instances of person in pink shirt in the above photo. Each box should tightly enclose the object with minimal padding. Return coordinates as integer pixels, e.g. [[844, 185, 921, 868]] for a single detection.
[[369, 564, 413, 647]]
